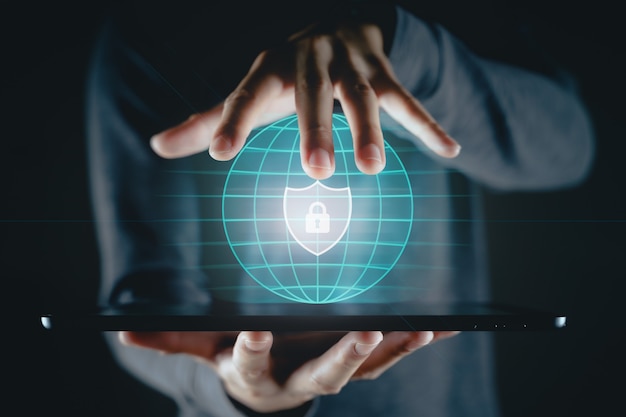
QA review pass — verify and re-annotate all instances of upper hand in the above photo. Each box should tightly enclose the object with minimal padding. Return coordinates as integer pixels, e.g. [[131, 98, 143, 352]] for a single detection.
[[120, 330, 458, 413], [150, 20, 460, 179]]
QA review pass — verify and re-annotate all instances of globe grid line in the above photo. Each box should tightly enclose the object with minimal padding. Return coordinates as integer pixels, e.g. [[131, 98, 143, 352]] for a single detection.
[[224, 217, 412, 223], [222, 116, 302, 303], [253, 116, 311, 302], [164, 192, 463, 199], [227, 240, 408, 248], [166, 168, 452, 176], [329, 119, 384, 302], [189, 262, 449, 271], [283, 118, 315, 303], [222, 114, 414, 304], [322, 116, 353, 303], [169, 240, 465, 248]]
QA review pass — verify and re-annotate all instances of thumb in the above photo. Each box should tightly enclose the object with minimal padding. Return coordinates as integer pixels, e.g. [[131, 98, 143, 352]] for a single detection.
[[150, 104, 224, 159]]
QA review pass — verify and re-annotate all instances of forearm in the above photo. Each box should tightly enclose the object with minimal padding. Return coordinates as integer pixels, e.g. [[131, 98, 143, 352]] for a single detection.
[[103, 333, 247, 417], [86, 20, 210, 305], [386, 7, 594, 191]]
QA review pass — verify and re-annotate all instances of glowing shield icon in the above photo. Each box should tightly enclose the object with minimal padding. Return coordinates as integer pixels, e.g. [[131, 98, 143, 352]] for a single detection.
[[283, 181, 352, 256]]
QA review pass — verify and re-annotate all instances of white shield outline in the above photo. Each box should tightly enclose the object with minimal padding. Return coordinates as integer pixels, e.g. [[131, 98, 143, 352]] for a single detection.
[[283, 181, 352, 256]]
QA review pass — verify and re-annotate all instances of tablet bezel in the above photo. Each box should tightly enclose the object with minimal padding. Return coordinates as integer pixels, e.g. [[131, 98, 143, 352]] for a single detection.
[[41, 301, 567, 332]]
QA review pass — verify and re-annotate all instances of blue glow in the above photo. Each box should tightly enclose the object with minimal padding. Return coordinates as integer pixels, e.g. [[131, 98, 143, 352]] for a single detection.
[[222, 114, 413, 304]]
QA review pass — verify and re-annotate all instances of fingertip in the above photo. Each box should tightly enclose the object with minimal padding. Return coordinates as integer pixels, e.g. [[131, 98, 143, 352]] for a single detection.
[[354, 331, 384, 345], [304, 166, 335, 180], [244, 339, 271, 353], [149, 133, 169, 158], [303, 148, 335, 179], [118, 331, 132, 346], [437, 140, 461, 159], [371, 330, 385, 343], [118, 331, 162, 348], [356, 143, 386, 174], [383, 97, 461, 159], [304, 167, 335, 180], [428, 127, 461, 158], [307, 148, 333, 170], [353, 331, 384, 356], [433, 330, 461, 341], [240, 331, 273, 352], [208, 135, 237, 160], [119, 331, 157, 347], [149, 129, 201, 160]]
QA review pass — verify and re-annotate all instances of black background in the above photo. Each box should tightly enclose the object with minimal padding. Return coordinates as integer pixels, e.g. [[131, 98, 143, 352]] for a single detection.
[[2, 1, 624, 416]]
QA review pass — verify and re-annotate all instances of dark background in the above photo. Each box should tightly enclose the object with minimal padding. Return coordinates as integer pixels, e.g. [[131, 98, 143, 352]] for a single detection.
[[3, 1, 624, 416]]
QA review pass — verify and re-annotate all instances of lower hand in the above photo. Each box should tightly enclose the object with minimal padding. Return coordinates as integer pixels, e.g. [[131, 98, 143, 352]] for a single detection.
[[120, 330, 458, 413]]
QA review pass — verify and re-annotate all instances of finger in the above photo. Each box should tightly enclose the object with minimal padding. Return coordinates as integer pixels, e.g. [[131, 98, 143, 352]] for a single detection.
[[353, 331, 435, 380], [150, 104, 224, 158], [119, 331, 236, 361], [230, 331, 273, 382], [294, 35, 336, 180], [335, 69, 386, 175], [374, 75, 461, 158], [287, 331, 383, 396], [432, 330, 461, 342], [210, 52, 285, 161]]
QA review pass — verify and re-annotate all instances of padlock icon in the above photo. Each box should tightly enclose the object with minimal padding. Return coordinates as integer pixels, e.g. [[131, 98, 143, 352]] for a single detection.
[[305, 202, 330, 234]]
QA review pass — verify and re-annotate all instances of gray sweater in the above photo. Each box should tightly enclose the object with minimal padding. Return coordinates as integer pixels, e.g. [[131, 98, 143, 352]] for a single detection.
[[88, 6, 594, 417]]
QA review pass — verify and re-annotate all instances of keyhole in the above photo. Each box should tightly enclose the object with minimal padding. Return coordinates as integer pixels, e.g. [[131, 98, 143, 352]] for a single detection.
[[315, 218, 321, 229]]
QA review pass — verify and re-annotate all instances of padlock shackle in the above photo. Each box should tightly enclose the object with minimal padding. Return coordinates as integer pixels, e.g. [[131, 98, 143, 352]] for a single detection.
[[308, 201, 327, 214]]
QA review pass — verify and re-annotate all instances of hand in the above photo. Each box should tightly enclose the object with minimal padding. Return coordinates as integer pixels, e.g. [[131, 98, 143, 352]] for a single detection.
[[150, 19, 460, 179], [120, 330, 458, 413]]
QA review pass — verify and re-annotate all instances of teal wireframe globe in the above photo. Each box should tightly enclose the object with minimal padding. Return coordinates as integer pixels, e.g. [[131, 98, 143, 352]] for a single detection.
[[222, 114, 413, 304]]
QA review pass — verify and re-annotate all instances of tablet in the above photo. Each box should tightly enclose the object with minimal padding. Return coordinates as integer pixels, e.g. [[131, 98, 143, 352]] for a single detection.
[[41, 301, 566, 332]]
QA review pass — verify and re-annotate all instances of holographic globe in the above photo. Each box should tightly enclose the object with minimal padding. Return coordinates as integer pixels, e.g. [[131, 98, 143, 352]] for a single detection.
[[222, 114, 413, 304]]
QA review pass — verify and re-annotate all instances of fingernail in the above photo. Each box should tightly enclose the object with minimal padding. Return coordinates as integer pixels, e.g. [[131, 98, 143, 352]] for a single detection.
[[308, 148, 332, 170], [436, 134, 461, 158], [447, 140, 461, 157], [355, 341, 380, 356], [244, 339, 269, 352], [360, 143, 383, 163], [118, 331, 132, 346], [149, 134, 166, 155], [209, 135, 232, 158]]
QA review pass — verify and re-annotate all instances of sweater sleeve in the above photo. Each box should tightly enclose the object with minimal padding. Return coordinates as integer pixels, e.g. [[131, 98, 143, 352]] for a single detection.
[[91, 5, 594, 417], [103, 333, 320, 417], [384, 6, 595, 191], [88, 18, 319, 417]]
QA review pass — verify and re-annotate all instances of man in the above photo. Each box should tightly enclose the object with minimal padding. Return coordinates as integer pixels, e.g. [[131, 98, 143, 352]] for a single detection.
[[87, 1, 593, 415]]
